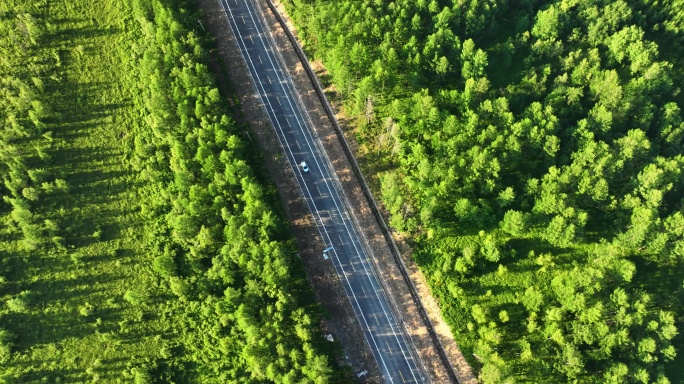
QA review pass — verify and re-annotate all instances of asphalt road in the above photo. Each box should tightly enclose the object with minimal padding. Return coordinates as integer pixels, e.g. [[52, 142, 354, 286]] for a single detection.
[[218, 0, 425, 382]]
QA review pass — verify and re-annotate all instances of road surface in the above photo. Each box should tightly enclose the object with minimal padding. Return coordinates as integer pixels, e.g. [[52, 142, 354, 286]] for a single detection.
[[218, 0, 425, 382]]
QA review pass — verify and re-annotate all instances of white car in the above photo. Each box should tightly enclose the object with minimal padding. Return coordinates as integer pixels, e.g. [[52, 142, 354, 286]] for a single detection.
[[300, 161, 309, 172]]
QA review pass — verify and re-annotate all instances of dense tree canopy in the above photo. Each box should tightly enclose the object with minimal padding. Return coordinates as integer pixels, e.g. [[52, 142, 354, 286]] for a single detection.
[[0, 0, 346, 381], [283, 0, 684, 381], [127, 1, 342, 380]]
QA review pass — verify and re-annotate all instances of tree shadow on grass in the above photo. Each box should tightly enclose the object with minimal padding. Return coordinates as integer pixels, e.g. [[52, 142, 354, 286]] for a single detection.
[[49, 116, 129, 144], [3, 300, 121, 354], [10, 345, 137, 382], [61, 210, 132, 249], [67, 169, 137, 197], [27, 271, 127, 303], [7, 248, 127, 292], [12, 362, 85, 383], [0, 4, 163, 380], [457, 279, 514, 305], [13, 355, 130, 383], [51, 100, 129, 124], [3, 244, 137, 352], [46, 18, 120, 48], [54, 152, 123, 176], [630, 254, 683, 305], [502, 237, 576, 266]]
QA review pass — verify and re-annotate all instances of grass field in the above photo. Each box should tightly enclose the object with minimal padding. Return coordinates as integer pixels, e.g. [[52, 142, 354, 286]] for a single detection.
[[0, 0, 345, 382], [1, 0, 183, 381]]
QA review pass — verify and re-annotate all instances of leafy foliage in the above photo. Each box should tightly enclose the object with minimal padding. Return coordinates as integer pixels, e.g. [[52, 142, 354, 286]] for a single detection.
[[0, 0, 345, 382], [283, 0, 684, 381]]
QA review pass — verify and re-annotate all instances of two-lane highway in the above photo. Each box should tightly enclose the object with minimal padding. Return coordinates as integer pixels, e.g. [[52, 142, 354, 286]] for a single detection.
[[218, 0, 425, 382]]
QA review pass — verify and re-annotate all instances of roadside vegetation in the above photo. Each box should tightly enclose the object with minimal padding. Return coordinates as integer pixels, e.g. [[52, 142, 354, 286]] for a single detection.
[[282, 0, 684, 382], [0, 0, 345, 382]]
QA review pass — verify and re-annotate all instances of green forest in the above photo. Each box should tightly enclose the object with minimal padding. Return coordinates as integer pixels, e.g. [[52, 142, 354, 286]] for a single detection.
[[282, 0, 684, 382], [0, 0, 347, 382]]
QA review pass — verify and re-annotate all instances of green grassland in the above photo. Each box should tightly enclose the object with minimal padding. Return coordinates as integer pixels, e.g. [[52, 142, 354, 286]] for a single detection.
[[281, 0, 684, 382], [0, 0, 345, 382]]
